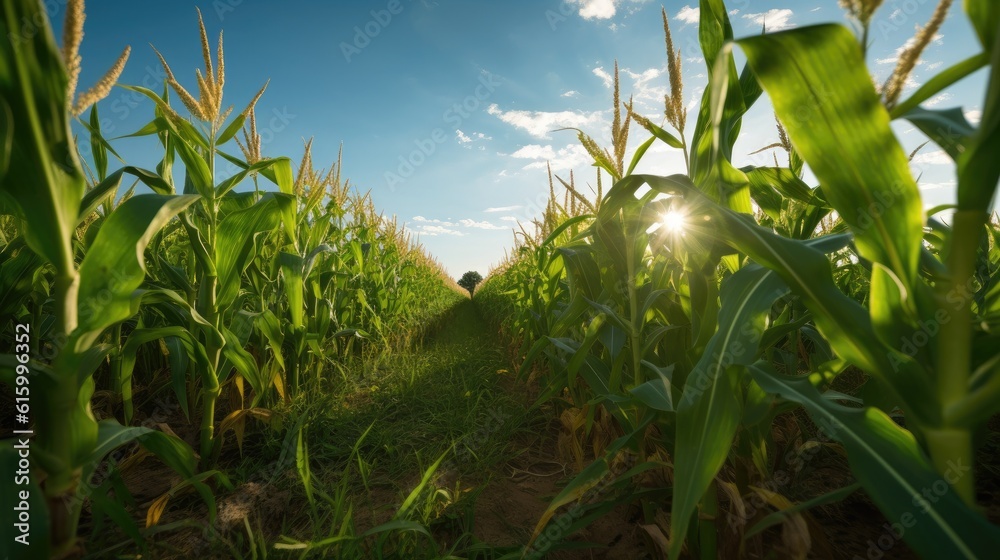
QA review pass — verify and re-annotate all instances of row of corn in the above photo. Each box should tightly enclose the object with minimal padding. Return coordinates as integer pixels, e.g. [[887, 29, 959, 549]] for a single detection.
[[478, 1, 1000, 557], [0, 1, 464, 556]]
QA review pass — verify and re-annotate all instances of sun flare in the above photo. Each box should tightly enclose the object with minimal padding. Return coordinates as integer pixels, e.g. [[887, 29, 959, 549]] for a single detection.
[[660, 210, 686, 233]]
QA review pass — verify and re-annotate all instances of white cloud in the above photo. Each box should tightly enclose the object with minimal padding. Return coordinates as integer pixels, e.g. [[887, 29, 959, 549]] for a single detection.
[[500, 216, 519, 222], [562, 90, 580, 98], [623, 67, 666, 105], [564, 0, 652, 21], [455, 129, 491, 145], [924, 93, 952, 107], [417, 225, 463, 236], [918, 181, 955, 191], [459, 219, 505, 230], [412, 216, 456, 226], [743, 9, 795, 31], [592, 66, 614, 88], [911, 149, 951, 165], [965, 109, 982, 125], [511, 144, 557, 160], [484, 205, 521, 212], [517, 143, 593, 172], [675, 5, 699, 24], [566, 0, 616, 19], [487, 104, 605, 139]]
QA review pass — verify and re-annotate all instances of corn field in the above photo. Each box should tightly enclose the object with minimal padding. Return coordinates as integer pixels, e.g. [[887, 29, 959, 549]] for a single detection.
[[2, 0, 1000, 558]]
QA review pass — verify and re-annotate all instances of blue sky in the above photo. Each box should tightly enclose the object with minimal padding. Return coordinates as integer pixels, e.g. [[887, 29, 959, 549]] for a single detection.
[[62, 0, 988, 278]]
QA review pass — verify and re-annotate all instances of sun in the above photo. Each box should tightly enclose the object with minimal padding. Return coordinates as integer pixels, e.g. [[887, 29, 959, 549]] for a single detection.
[[660, 210, 686, 233]]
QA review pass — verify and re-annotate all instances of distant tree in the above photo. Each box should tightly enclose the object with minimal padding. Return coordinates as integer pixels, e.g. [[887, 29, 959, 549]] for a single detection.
[[458, 270, 483, 298]]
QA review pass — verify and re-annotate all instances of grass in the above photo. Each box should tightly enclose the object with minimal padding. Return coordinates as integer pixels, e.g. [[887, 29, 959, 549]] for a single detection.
[[121, 298, 544, 559]]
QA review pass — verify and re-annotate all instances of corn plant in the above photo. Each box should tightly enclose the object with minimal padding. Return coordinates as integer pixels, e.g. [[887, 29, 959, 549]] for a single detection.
[[0, 0, 224, 555], [483, 1, 1000, 558]]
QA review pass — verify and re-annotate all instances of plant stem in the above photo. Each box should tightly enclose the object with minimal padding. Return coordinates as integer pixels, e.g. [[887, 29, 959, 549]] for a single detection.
[[932, 209, 985, 505]]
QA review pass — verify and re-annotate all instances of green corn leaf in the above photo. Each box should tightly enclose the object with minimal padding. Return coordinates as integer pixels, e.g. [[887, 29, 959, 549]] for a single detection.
[[637, 173, 939, 425], [88, 105, 109, 180], [0, 99, 11, 175], [279, 252, 306, 329], [256, 309, 286, 371], [750, 364, 1000, 559], [217, 113, 246, 146], [0, 243, 41, 317], [219, 325, 261, 387], [163, 336, 190, 419], [668, 264, 789, 560], [629, 110, 684, 149], [956, 33, 1000, 211], [77, 172, 124, 223], [75, 194, 200, 348], [965, 0, 999, 50], [0, 0, 84, 273], [216, 157, 293, 198], [891, 53, 990, 120], [173, 135, 214, 200], [626, 135, 657, 176], [296, 425, 314, 507], [738, 24, 925, 293], [259, 156, 295, 194], [215, 194, 284, 312], [903, 107, 975, 161], [118, 85, 209, 149], [116, 327, 214, 425], [629, 362, 674, 412]]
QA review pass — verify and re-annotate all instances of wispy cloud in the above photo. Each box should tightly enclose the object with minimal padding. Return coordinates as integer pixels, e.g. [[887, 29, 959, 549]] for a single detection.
[[511, 144, 557, 159], [911, 150, 951, 165], [415, 224, 463, 236], [743, 9, 795, 31], [487, 104, 604, 139], [562, 90, 580, 98], [413, 216, 456, 226], [592, 66, 614, 88], [925, 92, 952, 107], [459, 219, 506, 230], [484, 205, 522, 213], [456, 129, 491, 144], [510, 143, 592, 172]]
